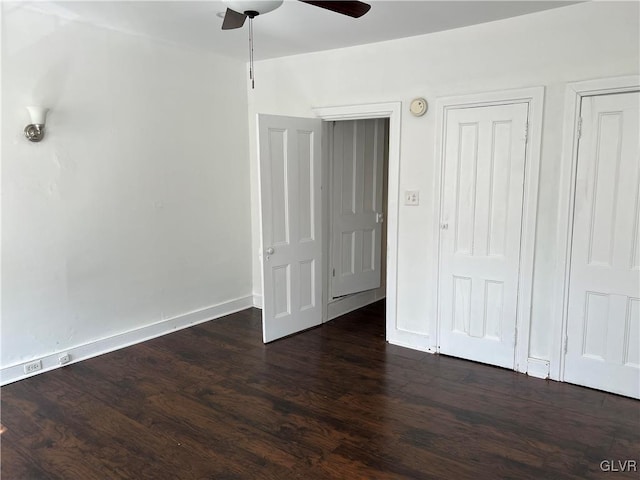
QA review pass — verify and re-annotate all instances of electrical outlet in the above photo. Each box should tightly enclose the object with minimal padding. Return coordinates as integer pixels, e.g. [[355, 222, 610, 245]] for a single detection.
[[23, 360, 42, 374], [59, 353, 71, 365], [404, 190, 420, 206]]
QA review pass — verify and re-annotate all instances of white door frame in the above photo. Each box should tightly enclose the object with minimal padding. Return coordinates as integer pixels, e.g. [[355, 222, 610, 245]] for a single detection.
[[313, 102, 401, 340], [552, 75, 640, 382], [431, 87, 545, 375]]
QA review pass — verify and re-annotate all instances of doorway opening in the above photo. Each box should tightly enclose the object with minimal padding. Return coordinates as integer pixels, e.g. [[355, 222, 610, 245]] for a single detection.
[[314, 103, 401, 341], [324, 118, 389, 323], [258, 102, 401, 343]]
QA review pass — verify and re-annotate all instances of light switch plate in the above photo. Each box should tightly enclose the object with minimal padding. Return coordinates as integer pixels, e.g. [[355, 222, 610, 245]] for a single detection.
[[404, 190, 419, 206]]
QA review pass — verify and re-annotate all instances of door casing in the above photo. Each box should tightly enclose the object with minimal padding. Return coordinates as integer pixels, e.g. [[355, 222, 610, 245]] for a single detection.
[[432, 87, 545, 375], [554, 75, 640, 382], [314, 103, 401, 341]]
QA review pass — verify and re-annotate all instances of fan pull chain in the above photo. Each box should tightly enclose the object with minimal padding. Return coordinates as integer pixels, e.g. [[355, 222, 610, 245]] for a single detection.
[[248, 16, 255, 89]]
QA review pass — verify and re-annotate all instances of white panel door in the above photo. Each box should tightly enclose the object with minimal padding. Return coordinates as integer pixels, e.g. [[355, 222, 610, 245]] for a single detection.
[[258, 114, 323, 343], [564, 91, 640, 398], [438, 103, 529, 368], [331, 119, 385, 298]]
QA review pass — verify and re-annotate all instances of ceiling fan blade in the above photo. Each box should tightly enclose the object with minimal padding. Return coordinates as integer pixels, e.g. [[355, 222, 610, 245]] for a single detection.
[[222, 8, 247, 30], [299, 1, 371, 18]]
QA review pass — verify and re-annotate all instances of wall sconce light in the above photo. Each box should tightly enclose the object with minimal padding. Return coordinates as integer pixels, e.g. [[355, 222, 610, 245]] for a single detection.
[[24, 106, 49, 142]]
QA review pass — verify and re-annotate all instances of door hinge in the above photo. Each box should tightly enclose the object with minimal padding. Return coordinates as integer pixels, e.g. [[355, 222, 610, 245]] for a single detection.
[[576, 117, 583, 140], [524, 122, 529, 143], [564, 335, 569, 354], [332, 268, 335, 277]]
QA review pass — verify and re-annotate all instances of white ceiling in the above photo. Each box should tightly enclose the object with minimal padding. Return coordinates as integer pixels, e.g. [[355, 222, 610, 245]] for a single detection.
[[22, 1, 578, 61]]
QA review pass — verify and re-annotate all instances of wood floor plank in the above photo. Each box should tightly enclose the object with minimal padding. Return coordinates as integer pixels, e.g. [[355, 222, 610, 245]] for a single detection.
[[0, 441, 56, 480], [2, 300, 638, 479]]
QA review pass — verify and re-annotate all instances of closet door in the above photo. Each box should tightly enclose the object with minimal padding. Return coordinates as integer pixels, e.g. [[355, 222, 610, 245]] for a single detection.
[[438, 103, 529, 369], [564, 91, 640, 399]]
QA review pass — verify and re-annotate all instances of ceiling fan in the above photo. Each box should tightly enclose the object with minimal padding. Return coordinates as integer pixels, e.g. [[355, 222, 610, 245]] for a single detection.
[[220, 1, 372, 88], [221, 1, 372, 30]]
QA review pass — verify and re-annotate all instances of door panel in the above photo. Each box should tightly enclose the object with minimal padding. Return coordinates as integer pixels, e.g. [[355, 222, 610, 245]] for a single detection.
[[564, 91, 640, 398], [438, 103, 529, 369], [332, 119, 385, 297], [259, 114, 323, 343]]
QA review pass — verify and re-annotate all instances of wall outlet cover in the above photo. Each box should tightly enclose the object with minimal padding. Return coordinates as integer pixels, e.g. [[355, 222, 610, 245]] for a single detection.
[[404, 190, 420, 206], [23, 360, 42, 374]]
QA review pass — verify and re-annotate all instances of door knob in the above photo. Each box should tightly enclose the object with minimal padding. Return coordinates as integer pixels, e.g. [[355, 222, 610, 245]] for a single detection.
[[265, 247, 275, 255], [440, 223, 449, 230]]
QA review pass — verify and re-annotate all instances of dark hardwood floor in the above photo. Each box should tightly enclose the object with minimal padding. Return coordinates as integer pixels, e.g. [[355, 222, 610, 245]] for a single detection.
[[1, 301, 639, 479]]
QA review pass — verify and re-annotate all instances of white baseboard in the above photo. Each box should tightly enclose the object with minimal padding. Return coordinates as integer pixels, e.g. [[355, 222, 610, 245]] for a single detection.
[[253, 294, 263, 309], [526, 357, 551, 379], [327, 287, 386, 321], [0, 295, 254, 386], [253, 288, 385, 319]]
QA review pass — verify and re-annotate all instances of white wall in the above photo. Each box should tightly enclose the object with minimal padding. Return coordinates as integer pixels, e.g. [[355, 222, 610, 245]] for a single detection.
[[248, 2, 640, 366], [1, 5, 252, 374]]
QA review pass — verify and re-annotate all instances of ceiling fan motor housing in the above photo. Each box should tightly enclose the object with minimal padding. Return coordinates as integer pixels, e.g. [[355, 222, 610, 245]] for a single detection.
[[224, 0, 283, 16]]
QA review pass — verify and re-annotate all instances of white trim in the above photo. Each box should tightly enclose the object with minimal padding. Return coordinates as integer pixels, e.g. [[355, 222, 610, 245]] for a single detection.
[[1, 295, 254, 386], [313, 102, 401, 346], [314, 103, 399, 121], [553, 75, 640, 381], [255, 115, 267, 334], [327, 288, 386, 321], [252, 294, 263, 309], [526, 358, 550, 380], [431, 86, 545, 373], [321, 120, 333, 322]]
